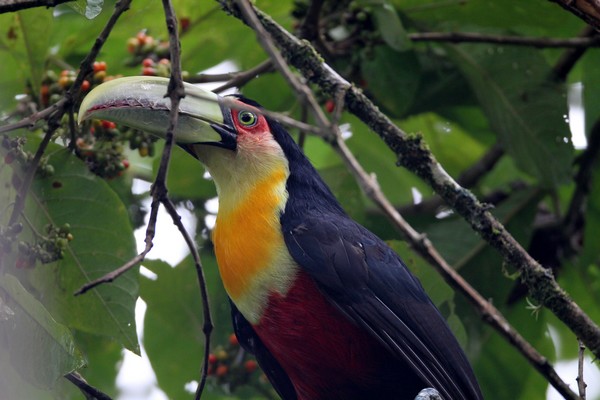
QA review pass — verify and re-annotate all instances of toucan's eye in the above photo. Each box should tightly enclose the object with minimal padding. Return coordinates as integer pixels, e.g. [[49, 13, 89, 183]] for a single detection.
[[238, 110, 258, 127]]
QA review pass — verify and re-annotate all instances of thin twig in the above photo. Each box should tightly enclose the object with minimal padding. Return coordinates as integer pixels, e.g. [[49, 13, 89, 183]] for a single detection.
[[552, 26, 597, 82], [577, 339, 587, 400], [0, 98, 66, 134], [234, 0, 329, 130], [161, 197, 213, 399], [549, 0, 600, 30], [187, 59, 273, 89], [0, 0, 73, 13], [159, 1, 213, 398], [219, 1, 600, 359], [64, 372, 112, 400], [409, 31, 600, 48]]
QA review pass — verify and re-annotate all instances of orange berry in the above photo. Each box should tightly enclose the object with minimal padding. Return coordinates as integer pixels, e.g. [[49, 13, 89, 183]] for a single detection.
[[127, 38, 138, 53], [60, 69, 70, 77], [58, 76, 70, 88], [136, 31, 147, 45], [144, 35, 154, 45], [158, 58, 170, 65], [229, 333, 238, 346], [93, 61, 107, 72], [81, 80, 91, 91], [215, 365, 228, 377]]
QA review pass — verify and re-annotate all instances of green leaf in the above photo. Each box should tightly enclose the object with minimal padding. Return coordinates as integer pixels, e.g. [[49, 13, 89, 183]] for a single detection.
[[67, 0, 105, 19], [0, 274, 85, 389], [141, 254, 231, 399], [0, 8, 51, 96], [582, 50, 600, 138], [153, 146, 216, 200], [371, 1, 411, 51], [319, 164, 367, 223], [446, 44, 573, 187], [360, 45, 421, 118], [20, 146, 139, 352]]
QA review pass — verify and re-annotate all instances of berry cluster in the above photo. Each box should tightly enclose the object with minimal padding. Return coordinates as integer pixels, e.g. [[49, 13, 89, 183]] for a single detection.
[[75, 119, 131, 178], [127, 31, 170, 63], [207, 333, 262, 392], [40, 61, 121, 108], [2, 135, 54, 177], [16, 223, 74, 268]]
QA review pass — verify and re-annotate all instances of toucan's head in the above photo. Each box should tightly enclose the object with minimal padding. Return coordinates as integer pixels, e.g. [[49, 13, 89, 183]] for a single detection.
[[78, 76, 291, 200]]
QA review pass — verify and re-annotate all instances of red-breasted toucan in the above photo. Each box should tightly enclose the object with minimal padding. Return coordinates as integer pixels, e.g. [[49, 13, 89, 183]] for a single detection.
[[79, 76, 483, 400]]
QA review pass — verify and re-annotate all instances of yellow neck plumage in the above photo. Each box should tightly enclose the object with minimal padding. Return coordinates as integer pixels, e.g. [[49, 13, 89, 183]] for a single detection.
[[210, 154, 298, 323]]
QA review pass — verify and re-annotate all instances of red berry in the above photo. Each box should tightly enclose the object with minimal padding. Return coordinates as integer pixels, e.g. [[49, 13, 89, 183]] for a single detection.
[[244, 359, 258, 373], [93, 61, 107, 72], [180, 17, 191, 32], [158, 58, 170, 66], [229, 333, 238, 346], [60, 69, 70, 77], [142, 67, 156, 76], [215, 365, 228, 377], [122, 159, 130, 169], [81, 80, 91, 91], [208, 353, 217, 364], [142, 58, 154, 67], [101, 120, 116, 130], [325, 99, 335, 113]]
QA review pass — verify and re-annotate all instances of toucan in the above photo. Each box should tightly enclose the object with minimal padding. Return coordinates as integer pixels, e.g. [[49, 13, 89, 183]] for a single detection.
[[79, 76, 483, 400]]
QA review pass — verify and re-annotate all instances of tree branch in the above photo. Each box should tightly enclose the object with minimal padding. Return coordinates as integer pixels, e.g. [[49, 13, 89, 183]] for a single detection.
[[332, 125, 578, 400], [549, 0, 600, 31], [0, 0, 73, 13], [218, 0, 600, 360], [409, 31, 600, 48], [64, 372, 112, 400]]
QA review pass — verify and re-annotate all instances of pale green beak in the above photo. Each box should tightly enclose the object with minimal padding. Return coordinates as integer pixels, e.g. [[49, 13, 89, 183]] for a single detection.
[[78, 76, 231, 146]]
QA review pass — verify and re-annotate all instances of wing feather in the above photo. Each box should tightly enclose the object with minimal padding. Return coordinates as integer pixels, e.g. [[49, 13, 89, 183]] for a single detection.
[[283, 215, 482, 400]]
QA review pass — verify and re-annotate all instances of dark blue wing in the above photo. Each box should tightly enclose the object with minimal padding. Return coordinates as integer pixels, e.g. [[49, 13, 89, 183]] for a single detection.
[[282, 214, 483, 400]]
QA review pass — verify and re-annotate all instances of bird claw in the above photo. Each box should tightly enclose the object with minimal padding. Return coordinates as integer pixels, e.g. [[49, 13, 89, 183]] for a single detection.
[[414, 387, 442, 400]]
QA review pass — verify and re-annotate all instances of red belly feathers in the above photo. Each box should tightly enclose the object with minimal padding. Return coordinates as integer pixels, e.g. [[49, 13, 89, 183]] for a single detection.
[[252, 270, 422, 400]]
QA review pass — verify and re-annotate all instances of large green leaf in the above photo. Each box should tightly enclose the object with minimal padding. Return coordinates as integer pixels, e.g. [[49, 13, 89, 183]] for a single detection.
[[141, 254, 233, 399], [18, 146, 139, 352], [0, 274, 85, 389], [360, 45, 421, 118], [447, 44, 573, 187]]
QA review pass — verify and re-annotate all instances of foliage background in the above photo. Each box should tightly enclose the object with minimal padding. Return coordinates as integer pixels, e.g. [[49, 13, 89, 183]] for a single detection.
[[0, 0, 599, 399]]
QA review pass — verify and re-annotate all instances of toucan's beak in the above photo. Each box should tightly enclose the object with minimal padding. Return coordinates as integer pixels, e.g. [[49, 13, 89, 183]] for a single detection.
[[78, 76, 236, 149]]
